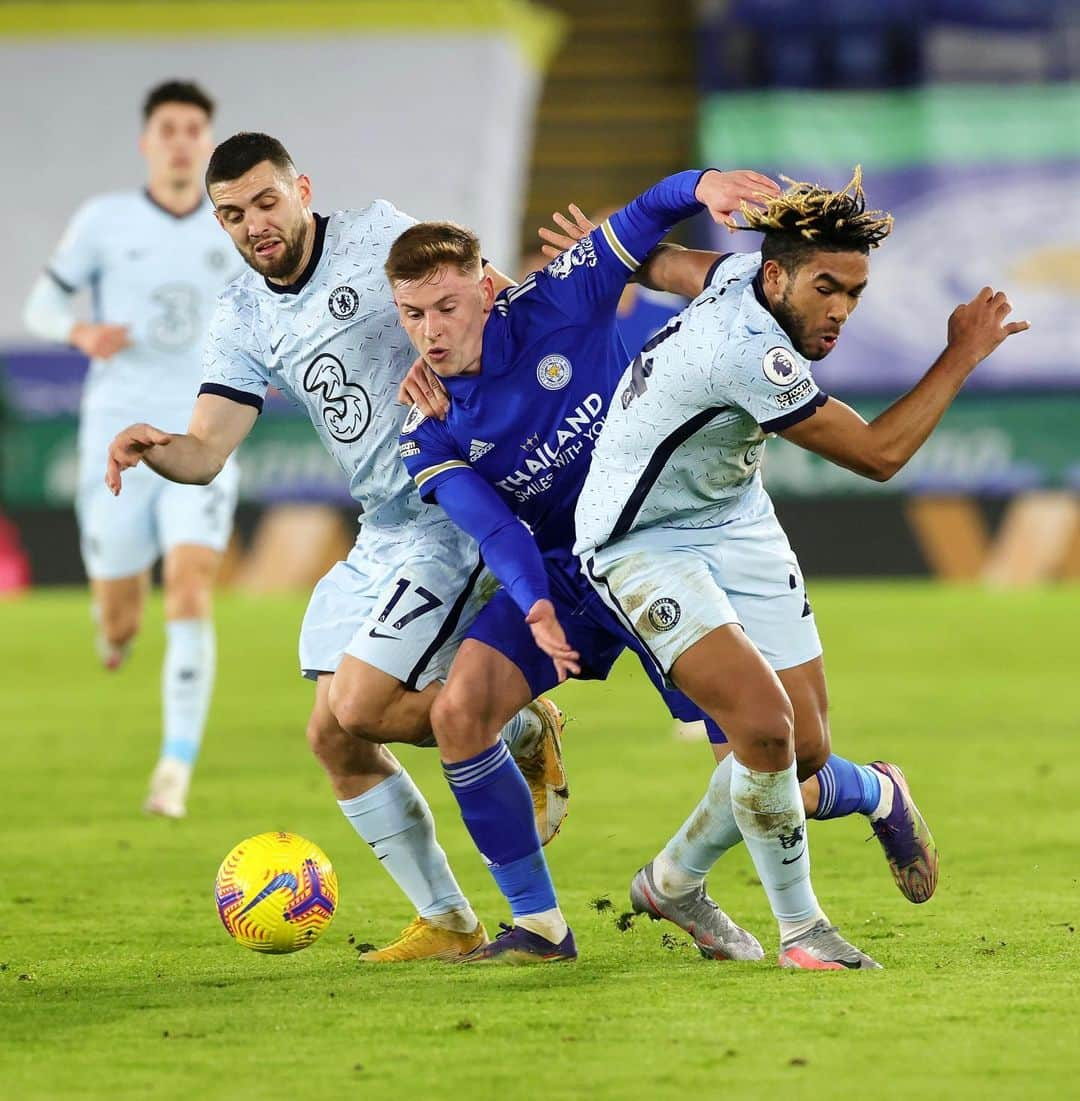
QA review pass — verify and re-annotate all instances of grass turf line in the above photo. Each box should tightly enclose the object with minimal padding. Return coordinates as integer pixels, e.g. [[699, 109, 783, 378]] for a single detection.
[[1, 583, 1078, 1099]]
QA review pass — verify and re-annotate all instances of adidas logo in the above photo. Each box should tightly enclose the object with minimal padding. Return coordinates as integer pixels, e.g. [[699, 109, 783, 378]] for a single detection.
[[469, 439, 494, 462]]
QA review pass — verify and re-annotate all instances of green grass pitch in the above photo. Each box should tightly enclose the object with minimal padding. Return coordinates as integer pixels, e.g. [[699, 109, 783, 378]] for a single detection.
[[2, 582, 1078, 1099]]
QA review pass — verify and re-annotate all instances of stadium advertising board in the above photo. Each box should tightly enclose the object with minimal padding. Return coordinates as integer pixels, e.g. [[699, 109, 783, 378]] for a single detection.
[[698, 84, 1080, 395]]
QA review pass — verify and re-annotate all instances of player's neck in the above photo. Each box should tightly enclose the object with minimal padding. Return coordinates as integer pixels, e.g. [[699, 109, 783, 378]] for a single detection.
[[268, 211, 317, 287], [145, 178, 203, 218]]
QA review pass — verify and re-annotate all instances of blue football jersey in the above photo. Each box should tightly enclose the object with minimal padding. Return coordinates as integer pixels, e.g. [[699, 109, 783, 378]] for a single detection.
[[399, 171, 707, 555]]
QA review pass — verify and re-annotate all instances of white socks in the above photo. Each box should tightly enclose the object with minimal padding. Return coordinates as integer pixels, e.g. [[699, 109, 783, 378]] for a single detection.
[[161, 618, 215, 767], [338, 768, 478, 932], [499, 706, 545, 758], [729, 758, 825, 940], [653, 755, 742, 896], [517, 908, 569, 944]]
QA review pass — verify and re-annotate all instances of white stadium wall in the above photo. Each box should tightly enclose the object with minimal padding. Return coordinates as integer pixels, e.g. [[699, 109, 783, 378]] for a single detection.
[[0, 1, 563, 342]]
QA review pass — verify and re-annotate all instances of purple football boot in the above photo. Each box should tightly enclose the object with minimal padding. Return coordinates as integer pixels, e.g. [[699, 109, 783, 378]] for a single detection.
[[458, 922, 578, 965], [869, 762, 939, 904]]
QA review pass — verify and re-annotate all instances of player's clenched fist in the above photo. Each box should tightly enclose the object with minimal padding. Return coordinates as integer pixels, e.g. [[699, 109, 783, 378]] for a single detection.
[[105, 423, 172, 495], [947, 286, 1030, 367]]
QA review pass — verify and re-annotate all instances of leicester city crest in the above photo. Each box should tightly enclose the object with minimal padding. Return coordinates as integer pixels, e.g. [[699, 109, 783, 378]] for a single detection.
[[537, 354, 572, 391], [329, 285, 360, 321]]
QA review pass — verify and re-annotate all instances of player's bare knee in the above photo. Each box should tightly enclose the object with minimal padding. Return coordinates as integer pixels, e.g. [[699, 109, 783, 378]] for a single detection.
[[328, 684, 400, 744], [100, 605, 141, 648], [795, 725, 831, 778], [163, 572, 214, 621], [305, 709, 341, 762], [736, 705, 795, 768], [430, 687, 492, 760]]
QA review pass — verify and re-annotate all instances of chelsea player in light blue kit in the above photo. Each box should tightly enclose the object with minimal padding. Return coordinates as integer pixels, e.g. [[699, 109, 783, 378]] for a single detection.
[[23, 82, 242, 818], [106, 133, 567, 963], [389, 170, 940, 966], [572, 171, 1026, 966]]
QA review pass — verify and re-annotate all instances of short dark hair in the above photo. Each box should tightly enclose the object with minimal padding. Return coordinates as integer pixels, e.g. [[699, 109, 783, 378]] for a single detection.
[[205, 132, 295, 191], [142, 80, 214, 122], [385, 222, 482, 286], [740, 166, 893, 274]]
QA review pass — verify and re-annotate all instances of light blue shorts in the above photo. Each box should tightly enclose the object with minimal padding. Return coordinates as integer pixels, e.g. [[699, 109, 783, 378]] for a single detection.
[[76, 454, 239, 580], [582, 492, 822, 676], [299, 517, 494, 689]]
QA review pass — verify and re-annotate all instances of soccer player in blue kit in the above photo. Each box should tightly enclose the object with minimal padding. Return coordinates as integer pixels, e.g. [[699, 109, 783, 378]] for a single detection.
[[24, 82, 242, 818], [389, 169, 945, 966]]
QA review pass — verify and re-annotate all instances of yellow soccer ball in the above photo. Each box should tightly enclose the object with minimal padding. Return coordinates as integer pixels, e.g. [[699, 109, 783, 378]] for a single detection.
[[214, 832, 338, 954]]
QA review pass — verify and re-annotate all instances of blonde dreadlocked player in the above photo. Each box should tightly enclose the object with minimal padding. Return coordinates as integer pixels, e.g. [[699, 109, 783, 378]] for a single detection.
[[561, 167, 1029, 968]]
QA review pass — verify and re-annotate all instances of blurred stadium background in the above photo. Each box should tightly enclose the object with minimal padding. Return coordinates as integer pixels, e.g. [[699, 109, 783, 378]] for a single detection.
[[3, 6, 1080, 1098], [1, 0, 1077, 591]]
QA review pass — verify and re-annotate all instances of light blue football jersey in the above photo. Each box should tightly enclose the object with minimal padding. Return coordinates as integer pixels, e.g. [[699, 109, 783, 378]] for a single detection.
[[200, 204, 432, 529], [574, 251, 828, 555], [45, 190, 241, 429]]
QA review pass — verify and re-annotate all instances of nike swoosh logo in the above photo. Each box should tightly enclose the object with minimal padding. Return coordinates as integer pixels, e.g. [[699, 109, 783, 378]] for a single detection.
[[368, 628, 397, 640], [781, 849, 806, 865], [837, 959, 863, 969], [269, 334, 285, 354], [237, 871, 297, 916]]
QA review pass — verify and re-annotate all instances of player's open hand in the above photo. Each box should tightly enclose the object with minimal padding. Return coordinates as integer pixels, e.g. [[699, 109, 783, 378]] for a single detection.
[[70, 321, 131, 360], [397, 356, 449, 420], [526, 599, 581, 683], [947, 287, 1030, 367], [695, 169, 781, 232], [538, 204, 595, 261], [105, 423, 171, 495]]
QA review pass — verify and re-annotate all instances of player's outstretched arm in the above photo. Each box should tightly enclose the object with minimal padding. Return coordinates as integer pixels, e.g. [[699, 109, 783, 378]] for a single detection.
[[105, 393, 257, 495], [537, 207, 734, 299], [781, 287, 1029, 481]]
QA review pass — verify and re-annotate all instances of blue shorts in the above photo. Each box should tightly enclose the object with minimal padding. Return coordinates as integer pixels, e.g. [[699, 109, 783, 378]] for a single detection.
[[466, 550, 726, 742]]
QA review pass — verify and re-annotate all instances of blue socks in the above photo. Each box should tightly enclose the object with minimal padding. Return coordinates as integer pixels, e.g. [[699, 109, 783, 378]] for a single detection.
[[161, 618, 215, 766], [444, 742, 557, 918], [813, 755, 882, 819]]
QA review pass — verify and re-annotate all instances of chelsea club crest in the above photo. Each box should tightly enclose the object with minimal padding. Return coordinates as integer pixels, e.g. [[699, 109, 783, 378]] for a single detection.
[[328, 285, 360, 321]]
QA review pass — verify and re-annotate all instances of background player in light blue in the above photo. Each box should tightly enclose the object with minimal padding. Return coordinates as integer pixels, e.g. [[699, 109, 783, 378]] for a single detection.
[[23, 81, 241, 819], [388, 170, 933, 965], [105, 133, 567, 963]]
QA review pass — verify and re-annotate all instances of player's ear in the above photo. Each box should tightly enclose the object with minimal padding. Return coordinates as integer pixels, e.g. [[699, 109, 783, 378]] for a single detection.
[[296, 173, 312, 207], [479, 273, 495, 311], [762, 258, 786, 297]]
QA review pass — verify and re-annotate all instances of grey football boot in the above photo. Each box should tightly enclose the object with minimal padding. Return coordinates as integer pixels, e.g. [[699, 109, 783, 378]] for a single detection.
[[630, 861, 765, 961], [779, 919, 882, 970]]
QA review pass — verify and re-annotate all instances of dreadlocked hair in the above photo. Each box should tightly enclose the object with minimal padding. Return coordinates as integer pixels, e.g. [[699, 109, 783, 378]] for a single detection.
[[739, 166, 893, 274]]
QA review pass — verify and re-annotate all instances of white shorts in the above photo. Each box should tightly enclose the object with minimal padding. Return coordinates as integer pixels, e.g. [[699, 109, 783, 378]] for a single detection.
[[583, 493, 821, 676], [76, 456, 239, 581], [299, 517, 495, 690]]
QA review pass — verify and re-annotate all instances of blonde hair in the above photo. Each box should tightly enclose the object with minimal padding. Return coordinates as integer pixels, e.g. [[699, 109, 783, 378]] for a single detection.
[[740, 166, 893, 270], [385, 221, 482, 285]]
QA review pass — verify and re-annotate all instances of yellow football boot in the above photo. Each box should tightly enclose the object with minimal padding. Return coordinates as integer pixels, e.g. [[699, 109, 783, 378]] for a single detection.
[[357, 916, 488, 963], [513, 697, 569, 846]]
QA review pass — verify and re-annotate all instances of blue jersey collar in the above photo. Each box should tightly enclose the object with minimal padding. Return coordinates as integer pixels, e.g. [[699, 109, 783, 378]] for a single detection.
[[264, 213, 328, 296]]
